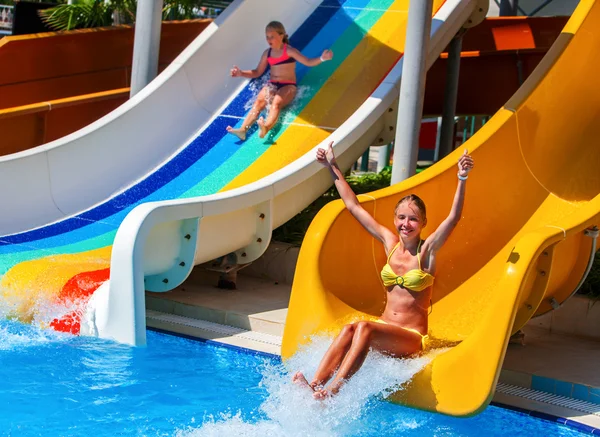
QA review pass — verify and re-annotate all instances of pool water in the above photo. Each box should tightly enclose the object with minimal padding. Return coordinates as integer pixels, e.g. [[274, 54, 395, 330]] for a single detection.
[[0, 320, 586, 437]]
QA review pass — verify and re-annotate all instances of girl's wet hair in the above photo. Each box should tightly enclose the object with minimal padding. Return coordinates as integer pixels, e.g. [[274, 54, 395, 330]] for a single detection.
[[266, 21, 289, 44], [395, 194, 427, 221]]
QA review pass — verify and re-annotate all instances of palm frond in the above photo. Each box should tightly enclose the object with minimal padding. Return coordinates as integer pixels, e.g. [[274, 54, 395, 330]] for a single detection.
[[39, 1, 112, 31], [39, 0, 234, 31], [162, 0, 234, 20]]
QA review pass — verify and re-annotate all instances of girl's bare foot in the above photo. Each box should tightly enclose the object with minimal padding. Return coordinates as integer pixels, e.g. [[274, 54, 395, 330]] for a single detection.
[[313, 381, 343, 400], [313, 387, 330, 400], [292, 371, 313, 391], [257, 117, 269, 138], [227, 125, 247, 141]]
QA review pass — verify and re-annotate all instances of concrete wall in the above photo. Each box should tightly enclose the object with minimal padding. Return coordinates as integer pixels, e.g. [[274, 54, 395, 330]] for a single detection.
[[529, 295, 600, 340]]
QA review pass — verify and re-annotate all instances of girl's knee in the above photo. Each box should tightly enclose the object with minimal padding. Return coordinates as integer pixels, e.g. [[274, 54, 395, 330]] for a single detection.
[[355, 321, 372, 337], [340, 324, 355, 337]]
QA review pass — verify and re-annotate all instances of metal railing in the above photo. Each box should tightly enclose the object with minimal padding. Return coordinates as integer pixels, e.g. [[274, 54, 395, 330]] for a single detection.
[[460, 115, 490, 144], [354, 115, 491, 174]]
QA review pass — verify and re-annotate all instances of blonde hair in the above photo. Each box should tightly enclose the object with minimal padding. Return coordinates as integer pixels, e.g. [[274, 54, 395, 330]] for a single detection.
[[395, 194, 427, 222], [266, 21, 289, 44]]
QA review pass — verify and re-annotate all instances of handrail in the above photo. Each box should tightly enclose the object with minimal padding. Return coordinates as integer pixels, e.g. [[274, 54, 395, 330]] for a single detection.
[[439, 47, 552, 59], [0, 88, 129, 120]]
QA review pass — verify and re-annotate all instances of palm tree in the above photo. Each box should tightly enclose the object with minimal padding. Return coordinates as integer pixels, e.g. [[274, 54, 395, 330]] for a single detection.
[[39, 0, 233, 31], [163, 0, 233, 21]]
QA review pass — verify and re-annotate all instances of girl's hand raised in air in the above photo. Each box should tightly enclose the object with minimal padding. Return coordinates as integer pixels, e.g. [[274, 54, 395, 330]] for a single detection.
[[230, 66, 242, 77], [457, 149, 474, 178], [316, 141, 336, 167]]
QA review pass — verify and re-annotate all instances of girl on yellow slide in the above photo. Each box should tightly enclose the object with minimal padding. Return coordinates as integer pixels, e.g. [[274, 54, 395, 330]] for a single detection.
[[293, 142, 474, 399], [226, 21, 333, 140]]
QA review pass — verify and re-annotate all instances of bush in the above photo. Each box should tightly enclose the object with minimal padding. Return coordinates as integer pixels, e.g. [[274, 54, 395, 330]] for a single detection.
[[579, 251, 600, 298]]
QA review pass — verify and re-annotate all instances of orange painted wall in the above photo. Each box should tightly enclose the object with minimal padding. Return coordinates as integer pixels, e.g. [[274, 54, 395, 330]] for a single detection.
[[0, 19, 211, 109], [0, 90, 128, 155]]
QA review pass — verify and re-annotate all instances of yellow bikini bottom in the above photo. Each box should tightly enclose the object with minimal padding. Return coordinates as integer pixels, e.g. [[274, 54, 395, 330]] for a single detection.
[[374, 318, 429, 350]]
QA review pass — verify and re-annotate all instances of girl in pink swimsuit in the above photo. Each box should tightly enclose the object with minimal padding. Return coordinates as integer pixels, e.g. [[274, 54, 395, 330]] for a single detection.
[[227, 21, 333, 140]]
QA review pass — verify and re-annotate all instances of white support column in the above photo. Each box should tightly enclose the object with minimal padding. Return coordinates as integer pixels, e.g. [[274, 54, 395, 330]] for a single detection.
[[390, 0, 434, 185], [130, 0, 164, 98]]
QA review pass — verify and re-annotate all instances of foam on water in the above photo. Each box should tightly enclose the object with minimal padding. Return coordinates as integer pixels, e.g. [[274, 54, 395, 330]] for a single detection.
[[0, 318, 66, 350], [177, 336, 442, 437], [0, 282, 87, 333]]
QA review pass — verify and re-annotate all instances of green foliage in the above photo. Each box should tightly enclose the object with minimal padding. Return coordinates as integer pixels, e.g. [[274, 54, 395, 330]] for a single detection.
[[163, 0, 231, 20], [579, 251, 600, 298], [272, 168, 392, 246], [39, 1, 118, 31], [39, 0, 234, 31]]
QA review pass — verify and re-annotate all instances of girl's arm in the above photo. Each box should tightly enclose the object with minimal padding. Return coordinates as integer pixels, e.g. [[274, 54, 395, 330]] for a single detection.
[[289, 47, 333, 67], [317, 142, 396, 249], [231, 51, 269, 79], [423, 150, 474, 253]]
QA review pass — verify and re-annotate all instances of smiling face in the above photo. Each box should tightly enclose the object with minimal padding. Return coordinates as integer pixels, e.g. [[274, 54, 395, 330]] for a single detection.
[[393, 200, 426, 241], [265, 28, 284, 48]]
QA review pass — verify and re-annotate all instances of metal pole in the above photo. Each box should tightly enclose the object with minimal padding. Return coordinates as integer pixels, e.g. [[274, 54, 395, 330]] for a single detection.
[[390, 0, 434, 185], [499, 0, 519, 16], [130, 0, 164, 98], [433, 117, 442, 162], [437, 34, 463, 160]]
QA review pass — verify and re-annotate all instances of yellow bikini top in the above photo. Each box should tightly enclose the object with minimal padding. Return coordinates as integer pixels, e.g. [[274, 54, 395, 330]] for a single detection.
[[380, 240, 435, 291]]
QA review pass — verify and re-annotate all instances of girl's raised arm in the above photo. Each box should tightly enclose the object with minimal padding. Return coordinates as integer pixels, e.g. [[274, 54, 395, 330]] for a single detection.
[[317, 142, 396, 250], [423, 150, 474, 254]]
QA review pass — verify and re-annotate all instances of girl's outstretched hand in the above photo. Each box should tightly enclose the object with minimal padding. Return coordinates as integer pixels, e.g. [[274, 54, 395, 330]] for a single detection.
[[316, 141, 336, 167], [230, 66, 241, 77], [457, 149, 474, 178], [321, 49, 333, 61]]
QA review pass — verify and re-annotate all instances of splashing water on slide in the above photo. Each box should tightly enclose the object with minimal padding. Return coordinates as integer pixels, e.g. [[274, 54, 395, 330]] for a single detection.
[[177, 336, 444, 437]]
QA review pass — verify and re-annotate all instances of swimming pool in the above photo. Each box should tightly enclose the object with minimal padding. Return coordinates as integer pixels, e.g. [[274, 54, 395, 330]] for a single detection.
[[0, 320, 587, 436]]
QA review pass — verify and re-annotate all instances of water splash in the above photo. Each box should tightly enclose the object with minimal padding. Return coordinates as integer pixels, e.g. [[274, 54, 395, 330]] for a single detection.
[[177, 336, 444, 437], [0, 318, 67, 351], [278, 85, 312, 126], [0, 282, 88, 334], [243, 77, 271, 111], [243, 77, 312, 130]]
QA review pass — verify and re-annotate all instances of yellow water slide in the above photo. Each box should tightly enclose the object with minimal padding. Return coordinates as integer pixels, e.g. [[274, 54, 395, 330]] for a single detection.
[[282, 0, 600, 417]]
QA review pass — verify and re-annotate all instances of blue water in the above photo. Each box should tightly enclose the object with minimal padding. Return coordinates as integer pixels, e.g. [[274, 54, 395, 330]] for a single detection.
[[0, 320, 585, 437]]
